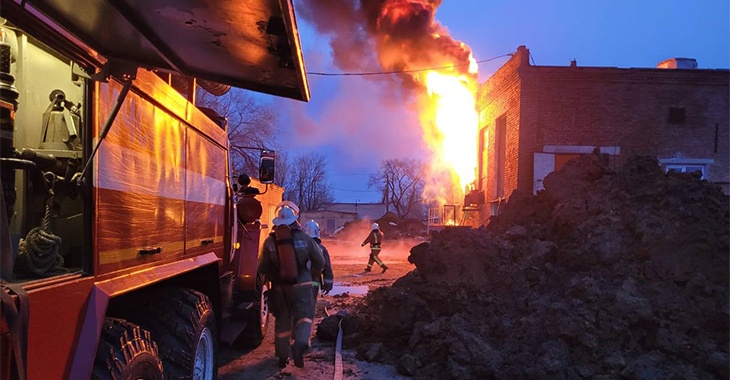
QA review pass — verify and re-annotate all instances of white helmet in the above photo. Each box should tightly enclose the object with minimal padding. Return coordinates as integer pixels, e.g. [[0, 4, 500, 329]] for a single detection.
[[276, 200, 300, 216], [273, 205, 298, 226], [372, 223, 379, 230], [304, 220, 321, 238]]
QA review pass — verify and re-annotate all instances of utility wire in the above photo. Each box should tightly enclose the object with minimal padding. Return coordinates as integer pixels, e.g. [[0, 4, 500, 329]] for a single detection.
[[331, 187, 380, 193], [307, 52, 514, 77]]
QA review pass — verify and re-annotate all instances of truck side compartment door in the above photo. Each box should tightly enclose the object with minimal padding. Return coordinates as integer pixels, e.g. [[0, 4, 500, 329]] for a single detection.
[[95, 79, 186, 274], [185, 130, 226, 259]]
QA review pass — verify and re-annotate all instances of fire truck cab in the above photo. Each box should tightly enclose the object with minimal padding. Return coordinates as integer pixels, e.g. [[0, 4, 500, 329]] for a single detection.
[[0, 0, 308, 379]]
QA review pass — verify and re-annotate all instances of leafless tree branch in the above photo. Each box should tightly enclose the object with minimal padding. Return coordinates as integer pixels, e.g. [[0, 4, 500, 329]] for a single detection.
[[369, 158, 425, 218]]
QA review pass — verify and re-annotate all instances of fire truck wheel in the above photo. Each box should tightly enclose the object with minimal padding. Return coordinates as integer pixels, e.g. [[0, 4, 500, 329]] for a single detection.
[[92, 318, 164, 380], [133, 288, 217, 380], [236, 274, 270, 348]]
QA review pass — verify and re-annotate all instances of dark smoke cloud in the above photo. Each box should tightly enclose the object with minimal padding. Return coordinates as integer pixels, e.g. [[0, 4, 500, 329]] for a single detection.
[[296, 0, 477, 89], [295, 0, 375, 71]]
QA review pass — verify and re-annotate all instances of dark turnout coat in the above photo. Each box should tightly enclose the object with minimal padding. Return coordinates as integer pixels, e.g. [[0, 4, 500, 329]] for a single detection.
[[362, 229, 384, 251], [313, 237, 333, 292], [257, 223, 324, 360]]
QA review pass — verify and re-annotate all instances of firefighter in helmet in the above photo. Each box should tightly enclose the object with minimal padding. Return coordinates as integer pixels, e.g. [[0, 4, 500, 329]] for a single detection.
[[303, 220, 334, 298], [302, 220, 334, 349], [361, 222, 388, 273], [258, 203, 324, 369]]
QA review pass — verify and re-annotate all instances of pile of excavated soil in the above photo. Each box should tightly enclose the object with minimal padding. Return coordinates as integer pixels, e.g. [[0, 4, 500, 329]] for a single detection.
[[321, 155, 729, 379]]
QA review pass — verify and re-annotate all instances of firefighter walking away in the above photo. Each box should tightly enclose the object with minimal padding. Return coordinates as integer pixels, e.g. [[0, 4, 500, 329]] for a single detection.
[[303, 220, 334, 298], [361, 223, 388, 273], [258, 203, 324, 368]]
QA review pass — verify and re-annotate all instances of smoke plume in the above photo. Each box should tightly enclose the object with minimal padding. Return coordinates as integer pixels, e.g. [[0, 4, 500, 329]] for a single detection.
[[296, 0, 477, 88]]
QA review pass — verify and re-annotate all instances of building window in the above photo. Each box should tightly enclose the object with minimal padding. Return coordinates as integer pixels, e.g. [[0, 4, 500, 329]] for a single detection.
[[479, 128, 488, 189], [667, 106, 686, 124], [495, 115, 507, 198], [664, 164, 705, 179], [659, 158, 713, 180]]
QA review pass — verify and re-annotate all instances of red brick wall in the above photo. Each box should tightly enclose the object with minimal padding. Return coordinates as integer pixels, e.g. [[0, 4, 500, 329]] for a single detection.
[[520, 66, 729, 191], [476, 46, 530, 206], [477, 46, 730, 213]]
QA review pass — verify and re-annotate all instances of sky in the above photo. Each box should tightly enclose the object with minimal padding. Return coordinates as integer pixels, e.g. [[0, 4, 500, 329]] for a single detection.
[[264, 0, 730, 203]]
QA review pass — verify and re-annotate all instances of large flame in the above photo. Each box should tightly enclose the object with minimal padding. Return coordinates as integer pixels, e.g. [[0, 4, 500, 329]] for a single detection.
[[418, 67, 479, 204], [425, 71, 478, 189]]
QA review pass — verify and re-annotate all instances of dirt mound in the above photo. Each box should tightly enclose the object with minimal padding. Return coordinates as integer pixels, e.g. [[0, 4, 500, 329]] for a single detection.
[[347, 155, 729, 379]]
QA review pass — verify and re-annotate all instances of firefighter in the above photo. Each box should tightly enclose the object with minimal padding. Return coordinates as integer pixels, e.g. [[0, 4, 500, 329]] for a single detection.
[[361, 222, 388, 273], [303, 220, 333, 349], [303, 220, 334, 297], [258, 204, 324, 369]]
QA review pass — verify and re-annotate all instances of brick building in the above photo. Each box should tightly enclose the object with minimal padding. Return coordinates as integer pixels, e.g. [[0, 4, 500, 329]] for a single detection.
[[476, 45, 729, 220]]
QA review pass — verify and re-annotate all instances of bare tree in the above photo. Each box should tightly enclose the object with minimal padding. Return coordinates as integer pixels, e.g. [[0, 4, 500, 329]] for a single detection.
[[284, 153, 334, 212], [368, 158, 425, 218], [273, 151, 292, 190], [196, 88, 277, 176]]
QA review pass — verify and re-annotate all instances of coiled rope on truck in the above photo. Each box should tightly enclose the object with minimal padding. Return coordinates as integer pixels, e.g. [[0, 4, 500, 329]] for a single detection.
[[15, 173, 67, 277]]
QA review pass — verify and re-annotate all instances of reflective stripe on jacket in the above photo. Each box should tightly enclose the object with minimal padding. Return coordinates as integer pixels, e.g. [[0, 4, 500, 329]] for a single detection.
[[362, 229, 384, 249]]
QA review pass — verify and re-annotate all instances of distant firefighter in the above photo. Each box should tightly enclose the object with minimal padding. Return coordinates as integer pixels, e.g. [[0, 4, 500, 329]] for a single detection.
[[361, 223, 388, 273]]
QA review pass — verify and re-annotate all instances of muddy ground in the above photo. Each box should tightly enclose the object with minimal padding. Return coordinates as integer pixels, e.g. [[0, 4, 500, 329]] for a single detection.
[[218, 238, 418, 379]]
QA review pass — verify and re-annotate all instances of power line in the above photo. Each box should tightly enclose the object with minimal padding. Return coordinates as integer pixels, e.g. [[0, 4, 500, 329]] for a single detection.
[[307, 52, 514, 77], [331, 187, 380, 193]]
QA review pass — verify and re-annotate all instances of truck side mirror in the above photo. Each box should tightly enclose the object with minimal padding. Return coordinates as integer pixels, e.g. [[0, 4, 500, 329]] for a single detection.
[[259, 150, 275, 184]]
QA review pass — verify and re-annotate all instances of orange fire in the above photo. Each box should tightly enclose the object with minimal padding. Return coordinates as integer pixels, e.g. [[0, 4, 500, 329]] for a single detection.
[[417, 59, 479, 204], [370, 0, 481, 206]]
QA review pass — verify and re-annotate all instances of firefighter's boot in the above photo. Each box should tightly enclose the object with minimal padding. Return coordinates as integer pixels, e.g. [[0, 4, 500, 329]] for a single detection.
[[292, 343, 305, 368]]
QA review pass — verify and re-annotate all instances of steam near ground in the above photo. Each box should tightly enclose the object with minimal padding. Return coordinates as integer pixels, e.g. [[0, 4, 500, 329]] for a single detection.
[[322, 234, 422, 266]]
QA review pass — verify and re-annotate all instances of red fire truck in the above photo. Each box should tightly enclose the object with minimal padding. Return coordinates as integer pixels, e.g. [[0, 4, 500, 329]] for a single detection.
[[0, 0, 309, 379]]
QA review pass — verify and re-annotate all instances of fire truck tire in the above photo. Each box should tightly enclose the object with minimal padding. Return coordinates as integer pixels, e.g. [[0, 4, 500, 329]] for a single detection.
[[92, 318, 164, 380], [132, 288, 217, 380], [235, 274, 270, 348]]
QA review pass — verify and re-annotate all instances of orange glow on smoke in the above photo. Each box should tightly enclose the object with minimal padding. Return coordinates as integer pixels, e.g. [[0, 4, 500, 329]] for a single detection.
[[419, 69, 479, 202], [372, 0, 480, 206]]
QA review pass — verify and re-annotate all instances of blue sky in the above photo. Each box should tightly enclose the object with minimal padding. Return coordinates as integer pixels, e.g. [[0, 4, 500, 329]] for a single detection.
[[268, 0, 729, 203]]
